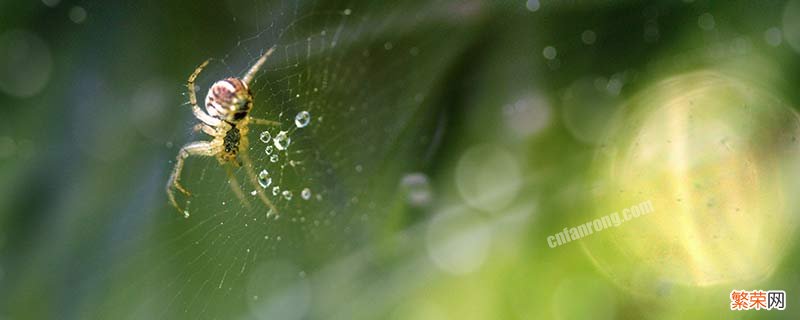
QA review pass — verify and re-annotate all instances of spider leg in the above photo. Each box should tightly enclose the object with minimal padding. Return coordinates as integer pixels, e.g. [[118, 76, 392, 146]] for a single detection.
[[247, 116, 281, 126], [225, 166, 253, 211], [166, 141, 220, 215], [242, 45, 276, 86], [187, 59, 210, 106], [193, 123, 217, 136], [238, 149, 279, 216], [193, 105, 221, 127], [186, 59, 222, 127]]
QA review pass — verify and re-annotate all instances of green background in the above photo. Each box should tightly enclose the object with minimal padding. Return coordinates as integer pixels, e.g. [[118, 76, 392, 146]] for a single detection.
[[1, 0, 799, 319]]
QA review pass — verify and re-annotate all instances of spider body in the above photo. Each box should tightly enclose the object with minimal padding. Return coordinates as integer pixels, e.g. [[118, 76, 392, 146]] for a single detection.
[[207, 79, 251, 165], [206, 78, 252, 122], [167, 46, 280, 217], [222, 125, 242, 158]]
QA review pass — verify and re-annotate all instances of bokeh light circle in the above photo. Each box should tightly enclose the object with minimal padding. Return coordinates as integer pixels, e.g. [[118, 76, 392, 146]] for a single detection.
[[0, 29, 52, 98], [585, 71, 800, 296], [503, 93, 551, 139], [246, 260, 311, 320], [561, 76, 620, 144], [426, 208, 491, 275], [455, 145, 522, 212], [783, 0, 800, 53]]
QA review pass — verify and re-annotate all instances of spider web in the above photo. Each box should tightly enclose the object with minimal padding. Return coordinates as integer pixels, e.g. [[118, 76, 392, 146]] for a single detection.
[[97, 0, 484, 319]]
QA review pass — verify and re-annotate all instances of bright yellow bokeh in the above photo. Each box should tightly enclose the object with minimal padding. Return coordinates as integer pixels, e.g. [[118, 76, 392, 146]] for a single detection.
[[585, 71, 800, 296]]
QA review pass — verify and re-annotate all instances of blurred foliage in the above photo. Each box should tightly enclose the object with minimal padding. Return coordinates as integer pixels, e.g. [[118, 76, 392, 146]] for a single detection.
[[2, 0, 800, 319]]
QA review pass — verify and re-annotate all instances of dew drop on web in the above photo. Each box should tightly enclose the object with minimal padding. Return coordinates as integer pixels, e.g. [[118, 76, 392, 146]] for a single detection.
[[257, 169, 272, 188], [294, 111, 311, 128], [259, 131, 271, 143], [273, 130, 291, 150]]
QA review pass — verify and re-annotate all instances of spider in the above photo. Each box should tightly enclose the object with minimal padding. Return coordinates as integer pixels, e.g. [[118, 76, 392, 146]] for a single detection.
[[167, 46, 280, 217]]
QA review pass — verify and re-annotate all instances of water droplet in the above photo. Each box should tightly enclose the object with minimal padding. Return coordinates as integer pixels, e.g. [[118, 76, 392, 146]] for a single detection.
[[401, 173, 432, 206], [282, 190, 293, 200], [273, 130, 291, 150], [270, 154, 279, 162], [272, 186, 280, 196], [294, 111, 311, 128], [265, 145, 273, 154], [258, 169, 272, 188], [301, 188, 311, 200], [259, 131, 271, 143]]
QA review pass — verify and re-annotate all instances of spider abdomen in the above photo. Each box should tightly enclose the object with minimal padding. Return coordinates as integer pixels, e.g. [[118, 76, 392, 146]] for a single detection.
[[223, 126, 241, 154], [205, 78, 252, 123]]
